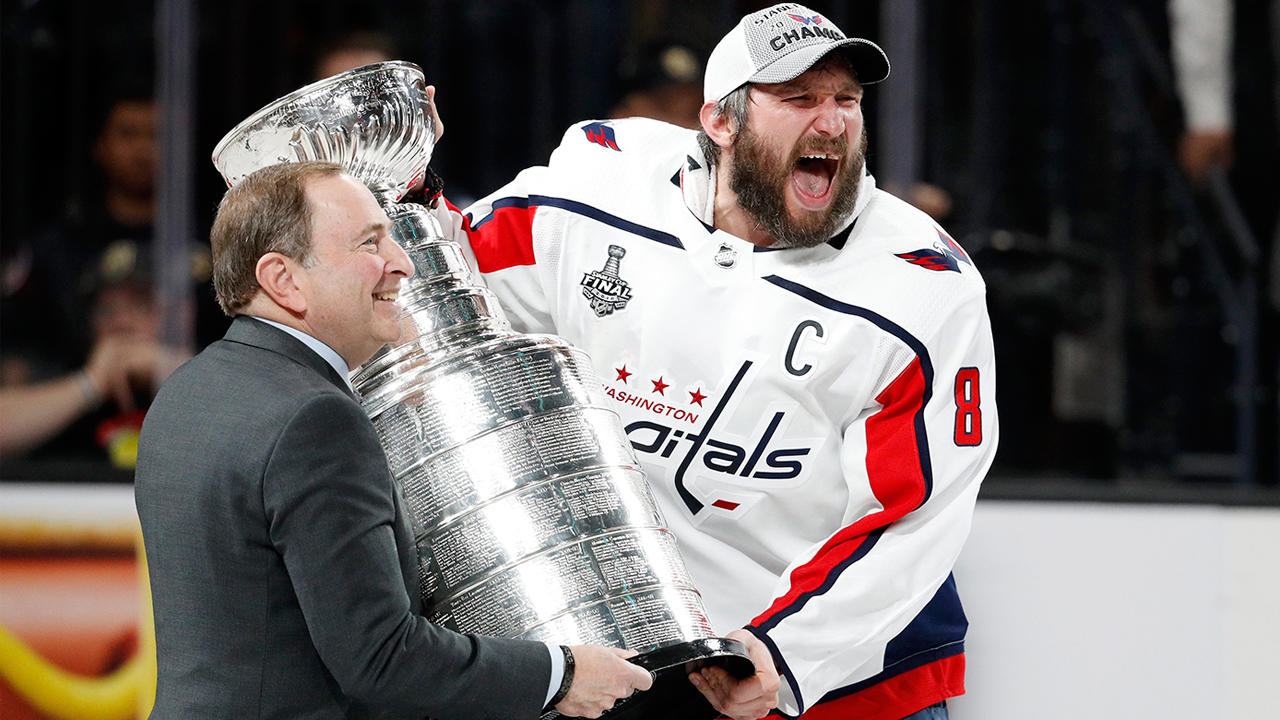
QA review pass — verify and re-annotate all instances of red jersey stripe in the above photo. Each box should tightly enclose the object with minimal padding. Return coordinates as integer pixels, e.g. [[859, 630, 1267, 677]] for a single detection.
[[799, 654, 965, 720], [753, 357, 930, 626], [463, 201, 538, 273]]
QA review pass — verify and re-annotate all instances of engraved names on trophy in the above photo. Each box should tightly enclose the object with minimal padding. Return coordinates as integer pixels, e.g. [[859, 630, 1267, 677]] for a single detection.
[[415, 469, 664, 602], [398, 407, 637, 536], [371, 346, 612, 473], [401, 241, 469, 281], [427, 528, 696, 642]]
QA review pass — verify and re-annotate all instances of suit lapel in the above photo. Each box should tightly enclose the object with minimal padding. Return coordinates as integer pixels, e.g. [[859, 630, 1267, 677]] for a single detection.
[[226, 318, 428, 605], [223, 316, 356, 398]]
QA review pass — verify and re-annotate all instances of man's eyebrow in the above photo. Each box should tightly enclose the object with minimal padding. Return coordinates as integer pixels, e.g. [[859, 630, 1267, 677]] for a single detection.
[[770, 73, 863, 96], [357, 220, 389, 237], [770, 80, 806, 94]]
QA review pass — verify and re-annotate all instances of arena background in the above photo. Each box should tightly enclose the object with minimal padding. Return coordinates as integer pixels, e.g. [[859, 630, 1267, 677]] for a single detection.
[[1, 1, 1277, 719]]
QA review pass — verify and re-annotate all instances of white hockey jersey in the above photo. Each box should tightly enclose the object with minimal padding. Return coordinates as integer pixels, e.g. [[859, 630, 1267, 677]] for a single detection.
[[433, 118, 998, 720]]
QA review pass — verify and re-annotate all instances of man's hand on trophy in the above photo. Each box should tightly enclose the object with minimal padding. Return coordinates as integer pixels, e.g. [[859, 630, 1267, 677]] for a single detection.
[[555, 645, 654, 719], [402, 85, 446, 206], [688, 629, 780, 720], [425, 85, 444, 143]]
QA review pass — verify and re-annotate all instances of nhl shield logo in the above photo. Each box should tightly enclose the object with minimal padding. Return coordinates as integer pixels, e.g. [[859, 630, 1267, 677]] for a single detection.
[[714, 243, 738, 269], [581, 245, 633, 317]]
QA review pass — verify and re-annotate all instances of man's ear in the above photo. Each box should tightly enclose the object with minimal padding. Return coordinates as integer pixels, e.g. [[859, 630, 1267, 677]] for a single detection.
[[700, 101, 737, 150], [254, 252, 308, 314]]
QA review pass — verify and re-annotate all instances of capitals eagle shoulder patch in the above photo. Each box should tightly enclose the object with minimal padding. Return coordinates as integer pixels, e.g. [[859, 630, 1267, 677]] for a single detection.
[[895, 229, 972, 273]]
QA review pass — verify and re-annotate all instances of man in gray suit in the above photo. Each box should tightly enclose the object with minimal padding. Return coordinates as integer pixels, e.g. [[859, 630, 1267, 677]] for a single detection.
[[136, 161, 652, 720]]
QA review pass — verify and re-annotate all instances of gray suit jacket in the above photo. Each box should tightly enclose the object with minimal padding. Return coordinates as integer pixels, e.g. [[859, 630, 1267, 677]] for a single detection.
[[136, 316, 549, 720]]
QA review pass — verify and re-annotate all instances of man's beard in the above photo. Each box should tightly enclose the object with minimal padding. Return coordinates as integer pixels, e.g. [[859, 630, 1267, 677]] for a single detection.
[[728, 124, 866, 249]]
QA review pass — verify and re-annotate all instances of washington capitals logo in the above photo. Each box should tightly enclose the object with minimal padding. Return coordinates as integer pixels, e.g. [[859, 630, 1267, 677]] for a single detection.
[[787, 13, 822, 24], [581, 245, 633, 316], [582, 121, 621, 151], [895, 229, 973, 273]]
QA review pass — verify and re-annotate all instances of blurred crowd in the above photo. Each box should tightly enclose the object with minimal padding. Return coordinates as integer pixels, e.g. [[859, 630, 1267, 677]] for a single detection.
[[0, 0, 1276, 484], [0, 91, 188, 466]]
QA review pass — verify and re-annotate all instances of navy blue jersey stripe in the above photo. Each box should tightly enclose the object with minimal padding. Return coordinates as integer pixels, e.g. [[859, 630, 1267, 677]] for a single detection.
[[466, 196, 532, 230], [756, 527, 886, 634], [812, 641, 965, 707], [744, 626, 806, 719], [762, 274, 935, 500], [468, 195, 685, 249], [803, 573, 968, 707], [883, 574, 968, 668]]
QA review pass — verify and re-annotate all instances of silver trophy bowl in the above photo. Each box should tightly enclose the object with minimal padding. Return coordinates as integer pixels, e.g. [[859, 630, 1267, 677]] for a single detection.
[[214, 62, 751, 719], [213, 61, 434, 202]]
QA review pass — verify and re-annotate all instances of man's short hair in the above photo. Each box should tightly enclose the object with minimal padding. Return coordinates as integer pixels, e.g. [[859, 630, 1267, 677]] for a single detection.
[[210, 161, 347, 316], [696, 84, 751, 167]]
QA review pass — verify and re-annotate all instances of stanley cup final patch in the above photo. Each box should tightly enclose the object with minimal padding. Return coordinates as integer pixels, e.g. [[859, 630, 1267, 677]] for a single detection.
[[581, 245, 633, 317]]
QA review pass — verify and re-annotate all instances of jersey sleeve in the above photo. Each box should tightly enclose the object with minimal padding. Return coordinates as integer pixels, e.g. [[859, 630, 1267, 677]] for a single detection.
[[747, 289, 998, 717], [431, 165, 559, 335]]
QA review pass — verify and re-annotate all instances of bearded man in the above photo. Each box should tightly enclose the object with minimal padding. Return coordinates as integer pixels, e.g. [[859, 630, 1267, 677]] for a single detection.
[[430, 5, 998, 720]]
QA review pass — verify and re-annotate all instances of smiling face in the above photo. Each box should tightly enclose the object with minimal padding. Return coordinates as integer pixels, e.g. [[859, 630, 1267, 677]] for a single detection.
[[294, 174, 413, 367], [726, 57, 866, 247]]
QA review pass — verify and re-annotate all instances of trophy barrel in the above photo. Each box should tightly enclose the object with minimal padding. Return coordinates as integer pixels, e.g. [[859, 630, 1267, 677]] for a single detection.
[[363, 201, 754, 719]]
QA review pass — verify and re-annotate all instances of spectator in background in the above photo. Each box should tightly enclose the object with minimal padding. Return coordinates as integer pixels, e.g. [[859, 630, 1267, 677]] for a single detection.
[[315, 30, 397, 80], [0, 255, 186, 466], [1169, 0, 1280, 351], [0, 89, 205, 468], [609, 40, 706, 129], [2, 92, 160, 379], [1169, 0, 1235, 185]]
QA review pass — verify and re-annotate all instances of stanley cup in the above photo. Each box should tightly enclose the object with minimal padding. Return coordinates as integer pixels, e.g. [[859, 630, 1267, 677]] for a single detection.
[[212, 62, 751, 718]]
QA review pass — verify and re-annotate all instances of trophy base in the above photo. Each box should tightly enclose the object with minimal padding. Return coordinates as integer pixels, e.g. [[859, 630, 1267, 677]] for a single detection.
[[545, 637, 756, 720]]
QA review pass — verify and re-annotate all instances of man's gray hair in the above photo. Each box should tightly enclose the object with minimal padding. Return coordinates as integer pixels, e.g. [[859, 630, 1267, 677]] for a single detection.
[[696, 84, 752, 167]]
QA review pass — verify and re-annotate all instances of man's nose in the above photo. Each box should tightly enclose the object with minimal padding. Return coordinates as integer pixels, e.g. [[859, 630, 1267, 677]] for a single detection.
[[384, 239, 415, 278], [812, 98, 846, 137]]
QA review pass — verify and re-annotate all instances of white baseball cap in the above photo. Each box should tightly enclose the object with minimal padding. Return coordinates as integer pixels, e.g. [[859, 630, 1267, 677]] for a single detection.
[[703, 3, 890, 103]]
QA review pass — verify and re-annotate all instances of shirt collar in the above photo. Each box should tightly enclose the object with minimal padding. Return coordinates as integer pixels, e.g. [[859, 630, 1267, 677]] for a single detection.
[[248, 316, 355, 392], [679, 138, 877, 242]]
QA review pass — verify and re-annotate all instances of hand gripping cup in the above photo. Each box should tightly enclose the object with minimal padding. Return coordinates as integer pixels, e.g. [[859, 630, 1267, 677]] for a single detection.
[[213, 62, 752, 719]]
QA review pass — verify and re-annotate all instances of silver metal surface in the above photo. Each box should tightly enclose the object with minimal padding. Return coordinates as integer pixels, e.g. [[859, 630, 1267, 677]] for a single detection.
[[212, 61, 434, 202], [213, 62, 723, 664]]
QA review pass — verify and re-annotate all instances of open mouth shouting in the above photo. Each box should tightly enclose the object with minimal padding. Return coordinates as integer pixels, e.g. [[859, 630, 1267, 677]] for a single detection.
[[729, 121, 865, 248], [792, 152, 842, 211]]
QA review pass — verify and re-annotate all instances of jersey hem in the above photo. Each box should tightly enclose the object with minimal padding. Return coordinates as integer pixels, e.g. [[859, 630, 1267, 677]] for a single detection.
[[799, 652, 965, 720]]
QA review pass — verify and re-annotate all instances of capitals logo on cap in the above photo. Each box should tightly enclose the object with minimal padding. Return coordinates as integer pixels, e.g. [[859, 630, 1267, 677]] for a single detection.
[[786, 13, 822, 25], [703, 3, 890, 103], [582, 121, 621, 151]]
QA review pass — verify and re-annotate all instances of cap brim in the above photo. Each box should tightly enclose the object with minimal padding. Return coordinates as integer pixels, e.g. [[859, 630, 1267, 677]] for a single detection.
[[749, 37, 890, 87]]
